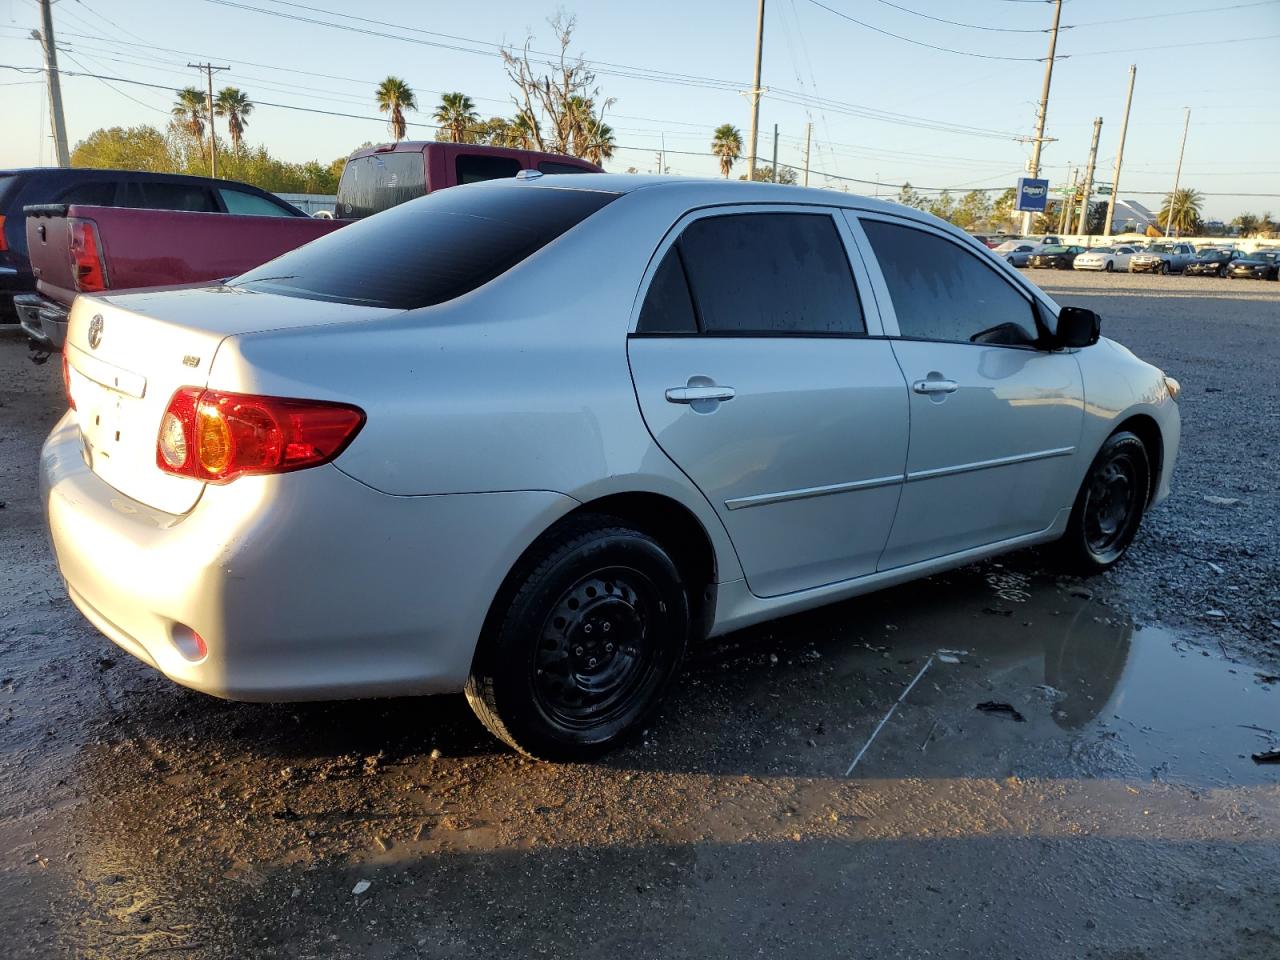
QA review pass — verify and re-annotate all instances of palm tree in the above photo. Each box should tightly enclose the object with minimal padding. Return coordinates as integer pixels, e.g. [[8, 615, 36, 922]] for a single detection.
[[375, 76, 417, 142], [1232, 213, 1259, 238], [434, 92, 478, 144], [214, 87, 253, 151], [172, 87, 207, 140], [578, 118, 615, 166], [508, 110, 537, 150], [1158, 187, 1204, 236], [711, 123, 743, 179]]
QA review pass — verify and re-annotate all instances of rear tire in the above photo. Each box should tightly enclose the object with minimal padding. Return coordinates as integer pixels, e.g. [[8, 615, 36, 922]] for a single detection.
[[1105, 260, 1114, 272], [1056, 431, 1150, 575], [465, 515, 690, 761]]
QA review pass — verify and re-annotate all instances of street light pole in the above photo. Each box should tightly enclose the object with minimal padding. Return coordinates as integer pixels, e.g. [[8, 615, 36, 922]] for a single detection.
[[36, 0, 69, 167], [1077, 116, 1103, 236], [1021, 0, 1063, 236], [746, 0, 766, 182], [1104, 65, 1136, 237], [1164, 107, 1191, 237]]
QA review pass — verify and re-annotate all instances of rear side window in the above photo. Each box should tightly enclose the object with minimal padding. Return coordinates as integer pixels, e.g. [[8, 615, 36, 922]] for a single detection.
[[127, 181, 217, 212], [232, 186, 619, 309], [59, 181, 119, 206], [538, 161, 592, 175], [220, 189, 296, 217], [636, 247, 697, 334], [863, 219, 1037, 346], [337, 153, 426, 219], [456, 154, 522, 185], [677, 213, 865, 335]]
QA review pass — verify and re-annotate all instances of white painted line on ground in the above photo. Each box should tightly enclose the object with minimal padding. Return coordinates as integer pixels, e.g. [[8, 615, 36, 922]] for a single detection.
[[844, 655, 935, 777]]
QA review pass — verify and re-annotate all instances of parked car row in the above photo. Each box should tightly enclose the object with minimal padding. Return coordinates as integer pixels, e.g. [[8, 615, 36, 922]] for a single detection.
[[992, 235, 1279, 280]]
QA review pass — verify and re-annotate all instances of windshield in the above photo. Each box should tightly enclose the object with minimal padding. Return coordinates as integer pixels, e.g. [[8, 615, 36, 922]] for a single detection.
[[232, 184, 619, 309], [1087, 247, 1115, 254], [1251, 251, 1278, 261], [1040, 245, 1068, 254], [1197, 250, 1224, 259], [1147, 244, 1174, 253]]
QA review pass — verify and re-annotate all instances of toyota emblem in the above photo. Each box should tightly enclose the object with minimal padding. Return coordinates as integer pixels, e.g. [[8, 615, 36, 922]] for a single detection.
[[88, 314, 103, 349]]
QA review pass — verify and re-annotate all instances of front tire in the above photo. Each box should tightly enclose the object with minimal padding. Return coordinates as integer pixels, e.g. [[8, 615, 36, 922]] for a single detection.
[[1057, 431, 1150, 574], [465, 516, 690, 761], [1159, 261, 1170, 275], [1105, 260, 1114, 272]]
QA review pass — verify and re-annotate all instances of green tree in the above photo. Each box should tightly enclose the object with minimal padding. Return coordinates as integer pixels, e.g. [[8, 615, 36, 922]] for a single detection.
[[990, 187, 1017, 230], [1157, 187, 1203, 236], [433, 92, 478, 143], [953, 190, 991, 230], [71, 125, 172, 172], [214, 87, 253, 152], [711, 123, 743, 179], [896, 182, 927, 210], [927, 190, 955, 222], [376, 76, 417, 142], [1231, 213, 1259, 237], [171, 87, 207, 141], [739, 165, 797, 185]]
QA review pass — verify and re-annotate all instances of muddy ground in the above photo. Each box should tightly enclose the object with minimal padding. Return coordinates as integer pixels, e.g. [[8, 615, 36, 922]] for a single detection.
[[0, 270, 1277, 958]]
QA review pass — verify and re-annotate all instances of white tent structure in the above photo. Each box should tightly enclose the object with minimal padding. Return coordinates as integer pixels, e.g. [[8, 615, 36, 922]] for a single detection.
[[1110, 198, 1157, 234]]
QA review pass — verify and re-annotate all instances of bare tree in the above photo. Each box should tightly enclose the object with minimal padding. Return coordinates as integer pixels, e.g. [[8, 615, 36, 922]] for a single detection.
[[500, 13, 615, 158]]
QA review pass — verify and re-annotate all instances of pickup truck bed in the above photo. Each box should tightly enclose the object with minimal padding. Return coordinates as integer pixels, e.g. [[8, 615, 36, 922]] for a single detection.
[[21, 204, 345, 347]]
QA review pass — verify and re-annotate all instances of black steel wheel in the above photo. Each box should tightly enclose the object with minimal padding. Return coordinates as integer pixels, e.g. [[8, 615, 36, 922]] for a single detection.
[[1057, 431, 1150, 574], [465, 515, 689, 760]]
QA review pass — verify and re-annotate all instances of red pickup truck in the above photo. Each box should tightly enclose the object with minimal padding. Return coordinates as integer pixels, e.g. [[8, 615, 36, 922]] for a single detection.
[[20, 143, 601, 348]]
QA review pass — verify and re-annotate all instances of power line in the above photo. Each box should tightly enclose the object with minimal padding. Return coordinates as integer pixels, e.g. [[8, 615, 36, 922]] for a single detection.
[[1067, 32, 1280, 57], [1067, 0, 1279, 28], [801, 0, 1051, 60], [868, 0, 1049, 32]]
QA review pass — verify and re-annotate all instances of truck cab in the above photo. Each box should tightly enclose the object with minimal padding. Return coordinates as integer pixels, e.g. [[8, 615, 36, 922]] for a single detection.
[[335, 142, 603, 219]]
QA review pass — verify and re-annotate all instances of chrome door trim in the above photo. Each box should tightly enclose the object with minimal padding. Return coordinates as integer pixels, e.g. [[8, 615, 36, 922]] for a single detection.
[[724, 473, 903, 511], [905, 446, 1076, 483]]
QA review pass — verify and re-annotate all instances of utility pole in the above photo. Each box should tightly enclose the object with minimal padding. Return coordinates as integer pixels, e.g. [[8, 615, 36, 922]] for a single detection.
[[771, 124, 779, 182], [1104, 65, 1136, 237], [1076, 116, 1103, 236], [802, 121, 812, 187], [35, 0, 69, 167], [1165, 107, 1191, 237], [1057, 166, 1076, 235], [746, 0, 766, 182], [188, 62, 229, 178], [1021, 0, 1063, 235]]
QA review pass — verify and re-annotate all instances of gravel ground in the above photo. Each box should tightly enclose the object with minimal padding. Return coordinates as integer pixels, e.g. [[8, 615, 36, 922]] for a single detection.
[[1026, 269, 1280, 667], [0, 270, 1276, 959]]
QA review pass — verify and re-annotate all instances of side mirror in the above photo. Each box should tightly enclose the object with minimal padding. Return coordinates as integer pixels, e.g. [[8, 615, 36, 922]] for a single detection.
[[1054, 306, 1101, 348]]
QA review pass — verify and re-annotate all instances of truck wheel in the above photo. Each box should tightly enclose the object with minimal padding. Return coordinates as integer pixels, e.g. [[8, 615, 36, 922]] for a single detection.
[[1056, 431, 1150, 575], [1159, 262, 1169, 275], [465, 515, 690, 761]]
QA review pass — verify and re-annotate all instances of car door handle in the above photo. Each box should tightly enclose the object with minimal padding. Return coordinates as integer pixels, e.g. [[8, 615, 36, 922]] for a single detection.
[[665, 385, 736, 404], [912, 379, 959, 395]]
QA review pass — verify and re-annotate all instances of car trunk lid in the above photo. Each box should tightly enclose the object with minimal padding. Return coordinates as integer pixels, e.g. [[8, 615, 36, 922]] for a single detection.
[[63, 285, 398, 514]]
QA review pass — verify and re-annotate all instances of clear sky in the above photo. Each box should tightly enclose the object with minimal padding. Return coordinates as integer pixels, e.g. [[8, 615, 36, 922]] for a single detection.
[[2, 0, 1278, 220]]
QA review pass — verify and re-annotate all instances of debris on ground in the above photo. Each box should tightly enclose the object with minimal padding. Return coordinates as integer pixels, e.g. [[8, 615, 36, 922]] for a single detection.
[[982, 607, 1014, 617], [352, 880, 371, 895], [1202, 495, 1240, 506], [976, 702, 1026, 722], [1251, 751, 1280, 764]]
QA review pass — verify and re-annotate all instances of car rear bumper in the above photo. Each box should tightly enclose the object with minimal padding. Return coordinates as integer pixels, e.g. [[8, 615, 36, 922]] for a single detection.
[[41, 412, 576, 701], [14, 293, 69, 348]]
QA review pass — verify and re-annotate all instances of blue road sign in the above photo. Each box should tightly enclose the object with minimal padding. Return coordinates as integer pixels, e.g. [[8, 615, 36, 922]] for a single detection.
[[1016, 177, 1050, 212]]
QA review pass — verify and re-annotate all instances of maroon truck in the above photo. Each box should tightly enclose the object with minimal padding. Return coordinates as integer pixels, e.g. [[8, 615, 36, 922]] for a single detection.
[[21, 143, 601, 348]]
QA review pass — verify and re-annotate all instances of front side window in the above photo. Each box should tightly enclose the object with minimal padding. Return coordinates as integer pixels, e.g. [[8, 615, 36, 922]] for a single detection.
[[232, 185, 618, 309], [675, 213, 865, 335], [456, 154, 522, 185], [220, 189, 296, 217], [862, 218, 1038, 346]]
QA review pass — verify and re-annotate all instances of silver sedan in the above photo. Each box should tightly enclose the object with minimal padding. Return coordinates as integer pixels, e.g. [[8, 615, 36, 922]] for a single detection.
[[42, 176, 1181, 760]]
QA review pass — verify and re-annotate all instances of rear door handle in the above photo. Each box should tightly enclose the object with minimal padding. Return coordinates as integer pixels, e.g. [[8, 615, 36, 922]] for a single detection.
[[666, 385, 736, 404], [912, 379, 958, 395]]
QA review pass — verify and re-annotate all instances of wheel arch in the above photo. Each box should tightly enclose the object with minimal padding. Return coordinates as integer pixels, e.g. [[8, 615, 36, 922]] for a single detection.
[[475, 491, 723, 665], [1112, 412, 1164, 507]]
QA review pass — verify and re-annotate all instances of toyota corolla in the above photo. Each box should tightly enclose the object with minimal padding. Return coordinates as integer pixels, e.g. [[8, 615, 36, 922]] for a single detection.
[[42, 175, 1181, 760]]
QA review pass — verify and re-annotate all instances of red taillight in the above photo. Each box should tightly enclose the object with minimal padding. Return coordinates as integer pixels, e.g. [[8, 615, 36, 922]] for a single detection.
[[156, 388, 365, 484], [68, 217, 109, 292], [0, 214, 8, 253], [61, 350, 76, 410]]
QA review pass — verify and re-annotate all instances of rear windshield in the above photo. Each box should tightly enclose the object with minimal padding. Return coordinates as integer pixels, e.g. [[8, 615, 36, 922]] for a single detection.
[[231, 185, 618, 309], [336, 152, 427, 219]]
